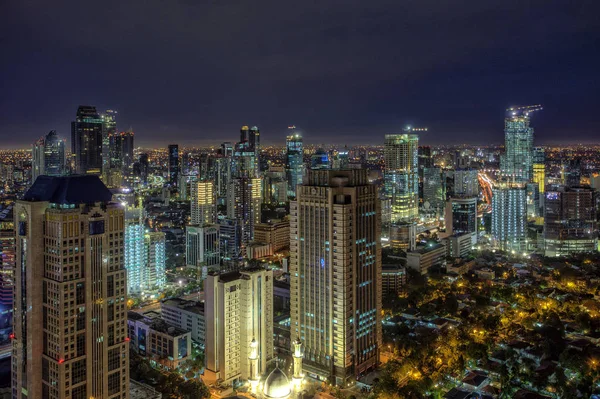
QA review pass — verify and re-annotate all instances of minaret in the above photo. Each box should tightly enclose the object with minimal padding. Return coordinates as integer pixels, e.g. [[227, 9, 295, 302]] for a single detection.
[[249, 338, 260, 393], [292, 337, 304, 390]]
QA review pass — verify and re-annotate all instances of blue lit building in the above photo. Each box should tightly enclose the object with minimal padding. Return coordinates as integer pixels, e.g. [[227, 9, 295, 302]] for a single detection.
[[285, 127, 304, 198]]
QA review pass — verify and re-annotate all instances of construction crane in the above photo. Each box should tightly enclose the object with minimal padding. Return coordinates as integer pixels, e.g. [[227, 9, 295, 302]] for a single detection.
[[506, 104, 543, 117]]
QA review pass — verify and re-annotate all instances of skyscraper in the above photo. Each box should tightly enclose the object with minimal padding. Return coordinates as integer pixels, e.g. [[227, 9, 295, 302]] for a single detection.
[[532, 147, 545, 194], [384, 131, 419, 221], [191, 181, 216, 225], [544, 186, 598, 256], [168, 144, 179, 186], [125, 204, 145, 295], [72, 105, 104, 174], [285, 127, 304, 198], [227, 177, 262, 249], [0, 204, 14, 345], [500, 106, 541, 182], [32, 130, 66, 182], [186, 224, 220, 269], [422, 167, 445, 215], [144, 232, 166, 290], [13, 175, 129, 399], [204, 268, 274, 385], [491, 183, 527, 251], [290, 169, 381, 384], [445, 197, 478, 236], [101, 110, 118, 178]]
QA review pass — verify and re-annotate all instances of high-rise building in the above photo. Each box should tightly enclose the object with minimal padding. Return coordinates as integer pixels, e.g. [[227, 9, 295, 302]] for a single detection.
[[384, 132, 419, 221], [227, 177, 262, 248], [191, 181, 216, 225], [218, 218, 242, 265], [125, 205, 145, 295], [109, 130, 135, 173], [72, 105, 104, 174], [186, 224, 220, 269], [544, 186, 598, 257], [0, 204, 14, 344], [290, 169, 381, 384], [500, 107, 539, 182], [204, 268, 274, 385], [532, 147, 545, 194], [249, 126, 260, 175], [144, 232, 166, 290], [445, 197, 478, 236], [452, 169, 479, 198], [285, 127, 304, 198], [13, 175, 129, 399], [491, 183, 528, 251], [168, 144, 180, 186], [32, 130, 67, 183], [101, 110, 118, 178], [422, 167, 445, 215]]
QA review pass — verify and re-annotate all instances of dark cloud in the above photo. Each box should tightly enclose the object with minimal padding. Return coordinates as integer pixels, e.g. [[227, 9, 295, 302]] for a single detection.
[[1, 0, 599, 147]]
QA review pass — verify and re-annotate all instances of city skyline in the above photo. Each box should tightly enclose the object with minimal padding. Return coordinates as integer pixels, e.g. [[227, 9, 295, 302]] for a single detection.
[[2, 1, 600, 147]]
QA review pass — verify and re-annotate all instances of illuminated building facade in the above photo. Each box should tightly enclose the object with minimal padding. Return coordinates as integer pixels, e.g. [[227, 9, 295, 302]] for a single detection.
[[491, 184, 527, 251], [500, 112, 534, 183], [144, 232, 166, 290], [32, 130, 67, 183], [285, 128, 304, 198], [0, 204, 14, 344], [384, 132, 419, 221], [422, 167, 445, 215], [186, 224, 220, 268], [227, 177, 262, 248], [125, 205, 145, 294], [101, 109, 118, 177], [71, 105, 104, 174], [544, 186, 598, 257], [13, 175, 129, 399], [290, 169, 381, 384], [532, 147, 545, 193], [445, 197, 478, 237], [191, 181, 216, 225], [204, 268, 274, 385]]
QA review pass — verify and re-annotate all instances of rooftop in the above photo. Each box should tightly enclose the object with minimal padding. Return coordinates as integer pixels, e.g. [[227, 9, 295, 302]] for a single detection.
[[23, 175, 113, 204], [162, 298, 204, 314]]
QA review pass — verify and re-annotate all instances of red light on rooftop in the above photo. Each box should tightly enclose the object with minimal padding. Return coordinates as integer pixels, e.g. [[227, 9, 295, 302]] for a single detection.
[[125, 337, 130, 342], [9, 333, 15, 340], [58, 358, 65, 364]]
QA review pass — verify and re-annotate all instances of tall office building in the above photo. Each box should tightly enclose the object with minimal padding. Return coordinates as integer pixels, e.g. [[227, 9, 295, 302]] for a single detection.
[[544, 186, 598, 257], [227, 177, 262, 248], [285, 127, 304, 198], [186, 224, 220, 268], [144, 232, 166, 290], [125, 205, 145, 295], [72, 105, 104, 174], [445, 197, 478, 237], [204, 268, 274, 385], [532, 147, 545, 194], [101, 110, 118, 173], [452, 169, 479, 197], [218, 218, 242, 265], [0, 204, 14, 344], [191, 181, 216, 225], [109, 130, 135, 172], [422, 167, 445, 215], [290, 169, 381, 385], [384, 131, 419, 221], [491, 183, 528, 251], [249, 126, 260, 175], [500, 107, 540, 183], [12, 175, 129, 399], [32, 130, 67, 182], [168, 144, 179, 186]]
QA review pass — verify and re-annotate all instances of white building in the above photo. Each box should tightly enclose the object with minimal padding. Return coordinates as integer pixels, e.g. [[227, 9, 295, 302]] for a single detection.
[[161, 298, 206, 346], [204, 268, 274, 385]]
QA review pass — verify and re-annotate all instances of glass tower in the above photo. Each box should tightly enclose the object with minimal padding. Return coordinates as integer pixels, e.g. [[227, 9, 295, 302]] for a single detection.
[[32, 130, 66, 182], [71, 105, 104, 174], [384, 132, 419, 221], [500, 111, 534, 183], [168, 144, 180, 186], [285, 127, 304, 198]]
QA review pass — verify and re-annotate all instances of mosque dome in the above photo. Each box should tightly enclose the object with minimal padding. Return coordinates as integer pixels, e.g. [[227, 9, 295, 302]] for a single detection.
[[263, 367, 291, 399]]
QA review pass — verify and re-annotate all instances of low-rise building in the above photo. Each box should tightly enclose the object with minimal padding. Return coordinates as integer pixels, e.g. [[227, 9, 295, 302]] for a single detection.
[[254, 220, 290, 252], [128, 311, 192, 370], [161, 298, 206, 346], [381, 265, 407, 296], [445, 232, 476, 258], [407, 243, 447, 275]]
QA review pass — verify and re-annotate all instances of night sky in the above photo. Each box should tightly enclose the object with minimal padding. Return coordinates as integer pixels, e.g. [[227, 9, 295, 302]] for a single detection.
[[1, 1, 599, 148]]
